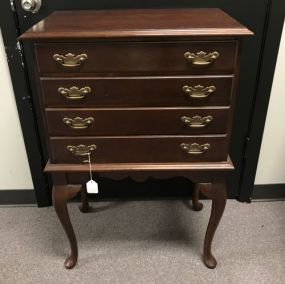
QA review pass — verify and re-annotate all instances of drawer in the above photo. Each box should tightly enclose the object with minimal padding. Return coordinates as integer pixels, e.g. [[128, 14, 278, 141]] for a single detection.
[[50, 135, 228, 163], [40, 76, 234, 107], [35, 41, 237, 75], [45, 107, 230, 136]]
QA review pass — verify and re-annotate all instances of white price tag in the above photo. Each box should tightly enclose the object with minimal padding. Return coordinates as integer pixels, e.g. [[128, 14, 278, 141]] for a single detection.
[[86, 179, 98, 194]]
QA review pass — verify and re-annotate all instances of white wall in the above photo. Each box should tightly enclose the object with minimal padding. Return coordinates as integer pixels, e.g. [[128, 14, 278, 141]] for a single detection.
[[255, 20, 285, 184], [0, 30, 33, 190]]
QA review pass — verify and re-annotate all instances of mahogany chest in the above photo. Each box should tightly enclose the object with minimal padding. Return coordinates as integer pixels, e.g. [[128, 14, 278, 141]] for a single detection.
[[21, 8, 252, 269]]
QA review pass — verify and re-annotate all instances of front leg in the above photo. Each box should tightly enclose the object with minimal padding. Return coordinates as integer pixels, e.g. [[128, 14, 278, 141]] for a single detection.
[[197, 182, 227, 269], [52, 184, 82, 269]]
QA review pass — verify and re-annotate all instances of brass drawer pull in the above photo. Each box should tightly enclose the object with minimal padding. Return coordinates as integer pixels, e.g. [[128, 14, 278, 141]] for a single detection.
[[184, 51, 219, 66], [181, 115, 213, 128], [58, 86, 91, 100], [63, 117, 94, 129], [53, 53, 87, 67], [67, 144, 97, 156], [180, 143, 210, 155], [182, 85, 216, 99]]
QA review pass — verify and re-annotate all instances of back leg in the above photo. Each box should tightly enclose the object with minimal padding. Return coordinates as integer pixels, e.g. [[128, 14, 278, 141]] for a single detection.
[[79, 185, 90, 213], [192, 183, 203, 211]]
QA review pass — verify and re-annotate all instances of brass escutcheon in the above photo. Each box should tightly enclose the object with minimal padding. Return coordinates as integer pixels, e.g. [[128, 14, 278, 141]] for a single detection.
[[181, 115, 213, 128], [63, 117, 94, 129], [184, 51, 219, 66], [67, 144, 97, 156], [182, 85, 216, 99], [180, 142, 211, 155], [58, 86, 91, 100], [53, 53, 87, 67]]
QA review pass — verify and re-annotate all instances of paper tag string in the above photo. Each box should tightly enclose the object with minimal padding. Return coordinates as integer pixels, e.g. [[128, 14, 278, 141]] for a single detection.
[[86, 153, 98, 194], [87, 153, 93, 181]]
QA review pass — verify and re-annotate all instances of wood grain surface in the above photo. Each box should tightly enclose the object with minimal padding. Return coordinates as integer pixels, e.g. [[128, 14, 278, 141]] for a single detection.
[[20, 9, 253, 39], [40, 76, 234, 107], [35, 41, 238, 75]]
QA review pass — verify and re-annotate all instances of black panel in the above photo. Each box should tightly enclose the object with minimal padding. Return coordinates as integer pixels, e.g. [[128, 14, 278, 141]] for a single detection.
[[0, 190, 36, 205], [15, 0, 268, 198], [252, 184, 285, 200], [239, 0, 285, 202], [0, 0, 51, 207], [2, 0, 282, 205]]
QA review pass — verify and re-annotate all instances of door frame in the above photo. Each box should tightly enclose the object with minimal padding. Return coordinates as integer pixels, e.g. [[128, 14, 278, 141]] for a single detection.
[[0, 0, 283, 205], [238, 0, 285, 201], [0, 0, 51, 206]]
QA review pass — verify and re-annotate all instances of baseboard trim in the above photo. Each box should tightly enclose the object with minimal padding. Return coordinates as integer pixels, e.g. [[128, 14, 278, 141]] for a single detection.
[[1, 184, 283, 205], [0, 190, 36, 205], [252, 184, 285, 200]]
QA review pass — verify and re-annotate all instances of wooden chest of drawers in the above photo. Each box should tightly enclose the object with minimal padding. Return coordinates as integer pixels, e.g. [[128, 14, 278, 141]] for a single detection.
[[21, 8, 252, 269]]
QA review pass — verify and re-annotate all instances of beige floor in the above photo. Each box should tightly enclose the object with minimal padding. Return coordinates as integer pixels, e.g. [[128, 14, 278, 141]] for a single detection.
[[0, 200, 284, 284]]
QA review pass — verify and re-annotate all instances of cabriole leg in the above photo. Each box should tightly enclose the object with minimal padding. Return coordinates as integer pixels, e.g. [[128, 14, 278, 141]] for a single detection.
[[52, 184, 82, 269], [79, 185, 90, 213], [192, 183, 203, 211], [197, 182, 227, 269]]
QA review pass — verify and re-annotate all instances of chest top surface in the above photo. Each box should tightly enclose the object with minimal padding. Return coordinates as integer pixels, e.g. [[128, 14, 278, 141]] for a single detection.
[[20, 8, 252, 39]]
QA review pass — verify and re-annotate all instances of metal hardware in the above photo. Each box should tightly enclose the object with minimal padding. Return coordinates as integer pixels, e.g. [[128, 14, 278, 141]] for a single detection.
[[58, 86, 91, 100], [181, 115, 213, 128], [180, 143, 210, 155], [63, 117, 94, 129], [182, 85, 216, 99], [184, 51, 219, 66], [21, 0, 41, 13], [67, 144, 97, 156], [10, 0, 16, 12], [53, 53, 88, 67]]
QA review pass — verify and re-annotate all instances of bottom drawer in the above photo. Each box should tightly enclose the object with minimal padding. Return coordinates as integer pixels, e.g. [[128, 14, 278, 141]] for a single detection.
[[50, 136, 228, 163]]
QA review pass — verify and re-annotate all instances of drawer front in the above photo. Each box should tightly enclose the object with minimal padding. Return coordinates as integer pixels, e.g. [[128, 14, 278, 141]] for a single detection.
[[41, 76, 233, 107], [36, 41, 237, 75], [50, 136, 227, 163], [45, 107, 230, 136]]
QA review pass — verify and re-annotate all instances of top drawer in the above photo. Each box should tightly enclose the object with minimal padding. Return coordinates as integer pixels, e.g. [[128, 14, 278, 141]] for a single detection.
[[35, 41, 238, 75]]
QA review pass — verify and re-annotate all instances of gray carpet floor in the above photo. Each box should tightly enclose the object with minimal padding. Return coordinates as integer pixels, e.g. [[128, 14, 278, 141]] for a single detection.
[[0, 200, 284, 284]]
